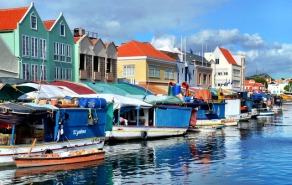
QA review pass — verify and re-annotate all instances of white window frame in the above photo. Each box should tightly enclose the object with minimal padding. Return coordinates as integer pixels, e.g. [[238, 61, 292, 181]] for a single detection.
[[30, 12, 37, 30], [66, 68, 72, 81], [55, 67, 60, 80], [66, 44, 71, 63], [164, 67, 174, 79], [60, 43, 65, 62], [31, 37, 38, 58], [31, 64, 38, 81], [40, 38, 46, 59], [40, 65, 47, 81], [123, 64, 135, 77], [60, 22, 65, 36], [22, 63, 30, 80], [149, 65, 160, 78], [54, 42, 59, 61], [22, 35, 29, 57]]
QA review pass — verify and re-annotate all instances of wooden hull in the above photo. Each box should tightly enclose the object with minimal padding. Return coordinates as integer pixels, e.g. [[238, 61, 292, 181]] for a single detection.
[[106, 126, 187, 141], [13, 150, 105, 168], [0, 137, 105, 167]]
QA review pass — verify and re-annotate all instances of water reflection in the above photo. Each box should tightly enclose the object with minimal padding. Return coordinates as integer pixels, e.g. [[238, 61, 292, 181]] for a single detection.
[[2, 106, 292, 184]]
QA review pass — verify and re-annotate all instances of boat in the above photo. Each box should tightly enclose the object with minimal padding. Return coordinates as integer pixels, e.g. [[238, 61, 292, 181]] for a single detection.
[[13, 147, 105, 168], [184, 89, 226, 129], [257, 108, 275, 117], [80, 82, 192, 141], [0, 97, 108, 167], [107, 105, 192, 141], [188, 124, 224, 132], [279, 92, 292, 102]]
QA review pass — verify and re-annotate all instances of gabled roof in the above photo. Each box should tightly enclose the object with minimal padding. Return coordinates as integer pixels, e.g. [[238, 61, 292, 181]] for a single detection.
[[118, 40, 175, 61], [43, 20, 55, 30], [219, 47, 237, 65], [0, 6, 29, 30]]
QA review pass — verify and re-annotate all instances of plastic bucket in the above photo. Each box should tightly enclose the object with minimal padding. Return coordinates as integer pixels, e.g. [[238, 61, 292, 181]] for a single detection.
[[173, 85, 181, 95], [88, 98, 107, 108]]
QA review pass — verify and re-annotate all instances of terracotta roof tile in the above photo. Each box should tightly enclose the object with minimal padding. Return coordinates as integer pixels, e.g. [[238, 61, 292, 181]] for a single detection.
[[219, 47, 237, 65], [118, 40, 175, 61], [0, 6, 29, 30], [43, 20, 55, 30], [74, 37, 82, 43]]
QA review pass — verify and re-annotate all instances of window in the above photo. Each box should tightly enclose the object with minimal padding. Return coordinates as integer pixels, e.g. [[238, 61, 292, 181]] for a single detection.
[[60, 22, 65, 36], [60, 43, 65, 62], [123, 64, 135, 77], [164, 67, 174, 79], [61, 68, 66, 79], [31, 64, 38, 81], [22, 63, 30, 80], [149, 65, 160, 78], [215, 58, 219, 64], [106, 58, 111, 73], [223, 72, 228, 75], [93, 56, 99, 72], [22, 35, 29, 57], [40, 39, 46, 59], [31, 37, 38, 58], [30, 13, 37, 30], [40, 65, 47, 81], [54, 42, 59, 61], [66, 69, 72, 81], [66, 45, 71, 63], [55, 67, 60, 80], [203, 74, 207, 85], [233, 69, 240, 77]]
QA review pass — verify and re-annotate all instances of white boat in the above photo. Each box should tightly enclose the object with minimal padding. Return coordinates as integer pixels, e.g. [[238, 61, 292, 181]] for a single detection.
[[257, 108, 275, 117], [106, 126, 187, 140]]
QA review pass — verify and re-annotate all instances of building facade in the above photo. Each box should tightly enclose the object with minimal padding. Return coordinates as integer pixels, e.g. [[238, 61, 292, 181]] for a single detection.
[[117, 40, 176, 88]]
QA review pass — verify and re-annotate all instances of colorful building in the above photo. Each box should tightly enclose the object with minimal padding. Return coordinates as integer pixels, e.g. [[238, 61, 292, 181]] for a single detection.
[[73, 28, 117, 83], [117, 40, 176, 89], [0, 3, 74, 82]]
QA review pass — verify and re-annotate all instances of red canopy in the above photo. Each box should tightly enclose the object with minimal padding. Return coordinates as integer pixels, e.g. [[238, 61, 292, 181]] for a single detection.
[[50, 80, 96, 95]]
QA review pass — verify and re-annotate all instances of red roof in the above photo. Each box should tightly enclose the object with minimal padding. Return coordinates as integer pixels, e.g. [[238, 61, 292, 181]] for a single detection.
[[50, 81, 96, 95], [219, 48, 237, 65], [43, 20, 55, 30], [74, 37, 82, 43], [0, 6, 29, 30], [118, 40, 175, 61]]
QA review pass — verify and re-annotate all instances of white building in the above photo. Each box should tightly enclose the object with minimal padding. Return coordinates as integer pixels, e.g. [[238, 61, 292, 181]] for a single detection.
[[205, 47, 245, 91]]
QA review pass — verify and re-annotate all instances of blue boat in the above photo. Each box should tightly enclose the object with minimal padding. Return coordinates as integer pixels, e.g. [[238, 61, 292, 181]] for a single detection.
[[0, 99, 107, 167]]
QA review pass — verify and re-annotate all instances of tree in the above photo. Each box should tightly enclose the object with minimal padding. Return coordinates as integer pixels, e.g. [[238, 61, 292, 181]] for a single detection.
[[284, 81, 292, 92]]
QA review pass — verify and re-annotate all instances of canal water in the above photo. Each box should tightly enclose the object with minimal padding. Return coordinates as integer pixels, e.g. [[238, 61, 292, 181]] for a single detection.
[[1, 104, 292, 185]]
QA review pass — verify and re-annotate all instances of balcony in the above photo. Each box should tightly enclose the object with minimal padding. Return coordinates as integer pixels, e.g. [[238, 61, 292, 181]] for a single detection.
[[93, 72, 101, 81], [79, 70, 87, 80], [106, 73, 114, 81]]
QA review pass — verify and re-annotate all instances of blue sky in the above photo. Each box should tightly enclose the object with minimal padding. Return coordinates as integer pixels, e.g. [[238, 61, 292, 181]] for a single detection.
[[1, 0, 292, 79]]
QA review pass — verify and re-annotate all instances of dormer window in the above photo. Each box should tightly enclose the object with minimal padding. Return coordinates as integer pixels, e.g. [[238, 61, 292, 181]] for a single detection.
[[60, 22, 65, 36], [30, 13, 37, 30]]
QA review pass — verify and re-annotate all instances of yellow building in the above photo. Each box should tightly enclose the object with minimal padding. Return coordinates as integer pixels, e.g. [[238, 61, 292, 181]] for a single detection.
[[117, 40, 177, 89]]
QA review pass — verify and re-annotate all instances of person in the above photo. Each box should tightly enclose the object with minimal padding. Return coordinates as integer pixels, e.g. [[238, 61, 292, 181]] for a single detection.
[[119, 117, 128, 125]]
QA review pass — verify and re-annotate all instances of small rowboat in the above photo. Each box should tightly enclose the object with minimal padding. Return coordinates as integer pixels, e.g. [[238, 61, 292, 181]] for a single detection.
[[13, 148, 105, 168]]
